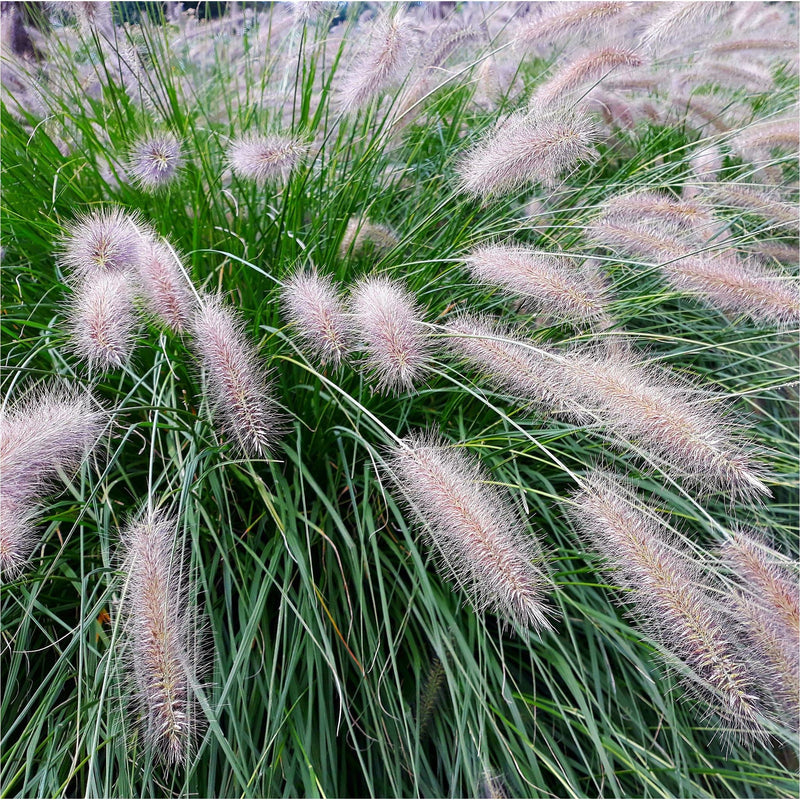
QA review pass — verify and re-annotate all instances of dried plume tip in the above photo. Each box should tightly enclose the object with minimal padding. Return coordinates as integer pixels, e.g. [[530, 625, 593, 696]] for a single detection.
[[59, 207, 144, 280], [464, 244, 611, 328], [339, 216, 399, 259], [282, 269, 350, 367], [570, 475, 767, 740], [68, 271, 139, 371], [191, 295, 281, 458], [228, 133, 308, 186], [129, 132, 183, 192], [458, 108, 597, 199], [120, 509, 200, 764], [335, 12, 417, 112], [137, 237, 196, 332], [721, 531, 799, 728], [390, 432, 553, 631], [349, 275, 432, 393], [599, 190, 712, 231], [0, 387, 104, 576]]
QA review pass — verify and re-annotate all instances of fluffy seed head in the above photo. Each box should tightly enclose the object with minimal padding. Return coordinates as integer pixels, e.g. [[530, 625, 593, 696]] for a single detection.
[[120, 509, 200, 764], [571, 475, 767, 740], [137, 238, 196, 332], [339, 216, 399, 259], [0, 387, 104, 576], [59, 207, 144, 280], [390, 432, 553, 631], [228, 134, 308, 186], [445, 315, 571, 415], [68, 271, 138, 371], [349, 276, 432, 393], [662, 254, 800, 329], [731, 118, 799, 163], [283, 269, 349, 367], [533, 48, 645, 108], [191, 295, 281, 458], [129, 133, 183, 191], [464, 244, 611, 328], [721, 531, 799, 728], [519, 2, 630, 46], [459, 108, 597, 199], [706, 183, 799, 233], [563, 350, 768, 498], [599, 190, 712, 230], [335, 12, 417, 112]]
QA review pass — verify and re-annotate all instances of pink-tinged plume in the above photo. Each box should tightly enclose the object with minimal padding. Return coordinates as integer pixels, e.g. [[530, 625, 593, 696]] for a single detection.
[[228, 134, 308, 186], [571, 475, 767, 741], [283, 269, 350, 368], [349, 276, 432, 393], [120, 509, 202, 764], [191, 296, 281, 458], [390, 432, 553, 631], [129, 133, 183, 192]]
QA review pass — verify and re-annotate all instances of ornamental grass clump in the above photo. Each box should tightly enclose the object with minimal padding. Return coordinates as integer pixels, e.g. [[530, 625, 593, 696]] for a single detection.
[[191, 296, 282, 458], [390, 432, 553, 631], [119, 509, 201, 765], [349, 275, 432, 393]]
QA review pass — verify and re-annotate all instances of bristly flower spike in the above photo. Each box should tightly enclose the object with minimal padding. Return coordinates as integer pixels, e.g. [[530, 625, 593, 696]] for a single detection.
[[228, 134, 308, 186], [282, 268, 350, 368], [335, 12, 416, 112], [191, 295, 282, 458], [137, 237, 196, 333], [68, 271, 139, 371], [458, 108, 597, 199], [349, 275, 432, 393], [129, 133, 183, 192], [464, 244, 611, 329], [570, 475, 768, 742], [0, 387, 104, 576], [120, 509, 201, 765], [390, 432, 553, 631], [59, 207, 145, 280]]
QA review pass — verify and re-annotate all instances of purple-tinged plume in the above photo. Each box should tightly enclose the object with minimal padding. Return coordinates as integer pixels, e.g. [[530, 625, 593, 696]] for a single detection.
[[390, 432, 553, 631], [563, 350, 768, 498], [571, 475, 767, 741], [228, 134, 308, 186], [129, 133, 183, 192], [349, 276, 432, 393], [518, 2, 630, 47], [458, 108, 597, 199], [283, 269, 349, 367], [533, 48, 645, 108], [464, 244, 611, 328], [0, 387, 104, 576], [59, 207, 144, 280], [191, 295, 281, 458], [120, 509, 201, 764], [137, 237, 196, 333], [335, 12, 417, 112], [339, 216, 399, 259], [721, 531, 799, 729], [68, 271, 138, 371]]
